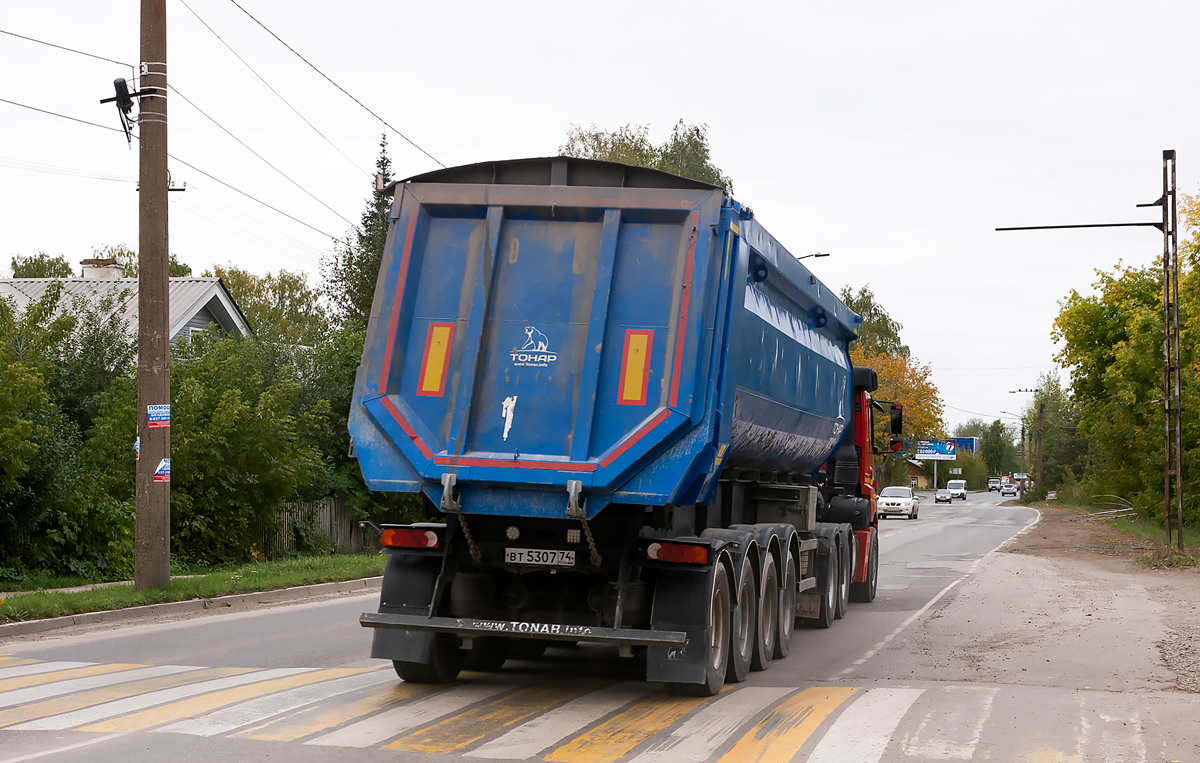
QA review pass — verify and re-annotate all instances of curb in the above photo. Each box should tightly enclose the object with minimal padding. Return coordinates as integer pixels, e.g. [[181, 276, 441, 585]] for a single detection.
[[0, 576, 382, 638]]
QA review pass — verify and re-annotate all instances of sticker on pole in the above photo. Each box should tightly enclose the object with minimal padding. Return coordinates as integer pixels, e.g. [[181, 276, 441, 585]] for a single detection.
[[148, 404, 171, 429], [135, 436, 140, 461], [153, 458, 170, 483]]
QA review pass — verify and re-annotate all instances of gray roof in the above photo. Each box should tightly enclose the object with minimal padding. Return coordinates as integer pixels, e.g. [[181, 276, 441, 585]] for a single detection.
[[0, 277, 252, 339]]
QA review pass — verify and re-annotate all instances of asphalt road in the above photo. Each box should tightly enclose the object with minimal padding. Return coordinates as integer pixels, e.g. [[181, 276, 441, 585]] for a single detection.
[[3, 492, 1184, 762]]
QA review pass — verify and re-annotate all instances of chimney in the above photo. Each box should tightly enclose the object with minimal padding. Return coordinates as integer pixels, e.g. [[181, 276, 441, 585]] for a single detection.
[[79, 258, 125, 280]]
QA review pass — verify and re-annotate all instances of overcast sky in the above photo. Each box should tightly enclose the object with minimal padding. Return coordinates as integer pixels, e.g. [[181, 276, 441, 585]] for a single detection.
[[2, 1, 1196, 432]]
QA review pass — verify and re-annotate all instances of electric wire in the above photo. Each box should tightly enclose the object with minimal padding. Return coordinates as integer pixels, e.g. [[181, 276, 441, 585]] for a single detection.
[[0, 155, 136, 184], [169, 84, 353, 226], [226, 0, 445, 168], [0, 28, 133, 67], [176, 0, 370, 179], [0, 97, 336, 239]]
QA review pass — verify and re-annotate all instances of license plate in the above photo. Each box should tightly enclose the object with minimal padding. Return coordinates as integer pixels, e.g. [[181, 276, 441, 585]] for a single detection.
[[505, 548, 575, 567]]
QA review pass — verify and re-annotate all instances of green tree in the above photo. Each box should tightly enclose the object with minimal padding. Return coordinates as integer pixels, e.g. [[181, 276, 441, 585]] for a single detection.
[[322, 134, 393, 330], [206, 264, 329, 344], [97, 244, 193, 278], [979, 420, 1018, 477], [953, 418, 989, 438], [0, 282, 76, 377], [839, 285, 910, 358], [11, 252, 74, 278], [48, 289, 136, 433], [1020, 370, 1087, 497], [560, 120, 733, 192]]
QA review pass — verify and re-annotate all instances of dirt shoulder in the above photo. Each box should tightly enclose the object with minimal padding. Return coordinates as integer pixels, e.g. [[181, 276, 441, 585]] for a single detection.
[[878, 505, 1200, 694]]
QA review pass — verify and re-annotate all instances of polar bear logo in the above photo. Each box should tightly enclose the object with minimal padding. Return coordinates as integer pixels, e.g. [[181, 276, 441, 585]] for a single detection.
[[521, 326, 549, 351]]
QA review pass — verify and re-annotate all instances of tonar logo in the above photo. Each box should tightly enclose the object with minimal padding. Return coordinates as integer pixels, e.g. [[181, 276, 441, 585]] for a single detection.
[[511, 325, 557, 368]]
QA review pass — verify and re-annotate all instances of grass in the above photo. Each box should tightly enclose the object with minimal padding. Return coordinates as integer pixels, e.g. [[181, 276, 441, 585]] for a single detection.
[[0, 553, 386, 624]]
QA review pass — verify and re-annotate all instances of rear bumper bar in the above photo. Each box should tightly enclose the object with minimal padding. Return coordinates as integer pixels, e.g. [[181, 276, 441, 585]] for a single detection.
[[359, 612, 687, 647]]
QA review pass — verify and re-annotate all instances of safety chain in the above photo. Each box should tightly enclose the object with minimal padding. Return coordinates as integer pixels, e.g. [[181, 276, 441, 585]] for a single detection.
[[580, 518, 603, 568], [457, 513, 483, 563]]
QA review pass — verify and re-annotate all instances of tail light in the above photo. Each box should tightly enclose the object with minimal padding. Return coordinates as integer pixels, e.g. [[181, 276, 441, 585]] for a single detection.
[[382, 528, 440, 549], [646, 541, 708, 565]]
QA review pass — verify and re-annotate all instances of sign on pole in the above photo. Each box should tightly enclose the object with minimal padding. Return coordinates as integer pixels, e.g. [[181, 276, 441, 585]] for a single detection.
[[915, 440, 957, 461]]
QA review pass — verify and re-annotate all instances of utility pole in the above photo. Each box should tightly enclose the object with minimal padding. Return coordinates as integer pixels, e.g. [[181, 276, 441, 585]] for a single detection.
[[1035, 402, 1045, 499], [134, 0, 171, 590]]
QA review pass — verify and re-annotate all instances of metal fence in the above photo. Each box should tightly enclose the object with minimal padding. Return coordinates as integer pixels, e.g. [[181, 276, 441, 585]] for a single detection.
[[265, 494, 365, 556]]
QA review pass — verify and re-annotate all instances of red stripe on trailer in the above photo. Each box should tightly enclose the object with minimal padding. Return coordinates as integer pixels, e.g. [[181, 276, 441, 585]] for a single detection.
[[433, 456, 595, 472], [668, 210, 699, 408], [381, 395, 433, 459], [599, 408, 671, 468], [379, 211, 419, 393]]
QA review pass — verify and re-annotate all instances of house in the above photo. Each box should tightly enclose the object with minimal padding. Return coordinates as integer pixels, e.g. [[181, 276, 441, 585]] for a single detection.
[[906, 460, 930, 489], [0, 258, 252, 340]]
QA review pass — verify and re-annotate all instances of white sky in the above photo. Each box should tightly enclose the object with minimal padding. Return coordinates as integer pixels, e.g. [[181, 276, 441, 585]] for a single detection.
[[2, 1, 1196, 432]]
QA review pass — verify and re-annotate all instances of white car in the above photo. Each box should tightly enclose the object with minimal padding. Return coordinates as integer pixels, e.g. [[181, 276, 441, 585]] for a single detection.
[[947, 480, 967, 500], [1001, 483, 1019, 497], [879, 486, 919, 520]]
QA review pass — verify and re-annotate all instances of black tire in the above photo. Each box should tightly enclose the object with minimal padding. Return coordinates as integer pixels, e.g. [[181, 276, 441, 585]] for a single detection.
[[508, 639, 549, 660], [665, 569, 730, 697], [726, 568, 755, 682], [850, 527, 878, 603], [834, 533, 851, 620], [750, 553, 779, 671], [393, 633, 463, 683], [773, 550, 796, 659], [463, 636, 510, 671], [807, 546, 836, 629]]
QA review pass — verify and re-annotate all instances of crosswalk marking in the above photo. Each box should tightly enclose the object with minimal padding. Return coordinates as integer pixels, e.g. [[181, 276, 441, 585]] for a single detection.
[[0, 665, 198, 710], [0, 662, 94, 681], [465, 682, 655, 760], [806, 688, 924, 763], [231, 680, 427, 742], [544, 689, 718, 763], [718, 687, 859, 762], [628, 686, 793, 763], [0, 656, 36, 668], [78, 668, 365, 733], [305, 679, 513, 748], [157, 668, 396, 737], [905, 686, 998, 759], [0, 664, 145, 698], [387, 679, 605, 754], [10, 668, 307, 731], [0, 667, 237, 728]]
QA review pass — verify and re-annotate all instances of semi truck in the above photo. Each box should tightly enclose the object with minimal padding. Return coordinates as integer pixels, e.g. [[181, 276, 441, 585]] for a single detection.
[[351, 156, 902, 696]]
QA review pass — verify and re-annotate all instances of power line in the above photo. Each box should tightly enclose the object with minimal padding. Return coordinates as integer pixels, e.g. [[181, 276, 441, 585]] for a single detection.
[[226, 0, 446, 168], [0, 97, 336, 239], [176, 0, 370, 179], [169, 84, 352, 226], [0, 28, 133, 68]]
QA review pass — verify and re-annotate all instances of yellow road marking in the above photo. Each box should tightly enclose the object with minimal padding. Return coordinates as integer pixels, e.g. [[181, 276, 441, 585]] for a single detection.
[[545, 688, 723, 763], [0, 663, 146, 694], [386, 679, 605, 753], [233, 680, 427, 742], [0, 667, 251, 727], [718, 686, 859, 762], [79, 668, 369, 733], [0, 657, 37, 669]]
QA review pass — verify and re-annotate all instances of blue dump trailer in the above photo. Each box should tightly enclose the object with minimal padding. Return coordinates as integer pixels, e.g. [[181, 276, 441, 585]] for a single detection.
[[353, 157, 902, 695]]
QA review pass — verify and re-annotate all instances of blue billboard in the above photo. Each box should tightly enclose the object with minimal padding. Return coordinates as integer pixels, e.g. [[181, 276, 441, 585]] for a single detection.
[[915, 440, 956, 461]]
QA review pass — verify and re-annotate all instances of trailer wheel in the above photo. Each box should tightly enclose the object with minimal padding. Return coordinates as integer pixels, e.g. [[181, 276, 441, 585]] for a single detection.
[[463, 636, 510, 672], [803, 546, 836, 629], [393, 633, 463, 683], [850, 527, 878, 603], [773, 549, 796, 659], [750, 552, 778, 671], [726, 569, 755, 682], [665, 568, 730, 697], [834, 532, 852, 620]]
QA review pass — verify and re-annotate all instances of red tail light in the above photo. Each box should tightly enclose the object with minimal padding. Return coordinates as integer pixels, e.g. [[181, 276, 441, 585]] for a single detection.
[[382, 528, 440, 549], [646, 541, 708, 564]]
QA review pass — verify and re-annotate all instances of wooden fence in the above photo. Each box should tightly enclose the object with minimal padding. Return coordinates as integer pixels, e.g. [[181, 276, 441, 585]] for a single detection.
[[266, 493, 367, 556]]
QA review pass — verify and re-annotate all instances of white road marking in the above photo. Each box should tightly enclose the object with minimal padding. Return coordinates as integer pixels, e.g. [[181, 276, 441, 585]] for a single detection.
[[904, 686, 998, 759], [1079, 696, 1148, 763], [0, 733, 122, 763], [465, 682, 653, 760], [10, 668, 312, 730], [155, 669, 396, 736], [806, 688, 924, 763], [627, 686, 792, 763], [0, 662, 94, 680], [0, 665, 201, 709], [305, 680, 511, 748]]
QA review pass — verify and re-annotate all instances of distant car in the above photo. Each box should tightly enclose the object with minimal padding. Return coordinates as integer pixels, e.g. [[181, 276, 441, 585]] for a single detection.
[[934, 488, 952, 503], [947, 480, 967, 500], [988, 478, 1001, 492], [1001, 483, 1018, 497], [879, 486, 919, 520]]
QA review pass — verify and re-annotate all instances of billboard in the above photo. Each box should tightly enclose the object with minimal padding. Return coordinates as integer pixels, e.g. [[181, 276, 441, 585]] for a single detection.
[[915, 440, 957, 461], [948, 436, 979, 454]]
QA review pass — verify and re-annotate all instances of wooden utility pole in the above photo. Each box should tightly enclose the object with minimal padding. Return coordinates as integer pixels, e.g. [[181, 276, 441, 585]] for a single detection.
[[134, 0, 171, 590], [1158, 150, 1183, 551], [1035, 402, 1045, 499]]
